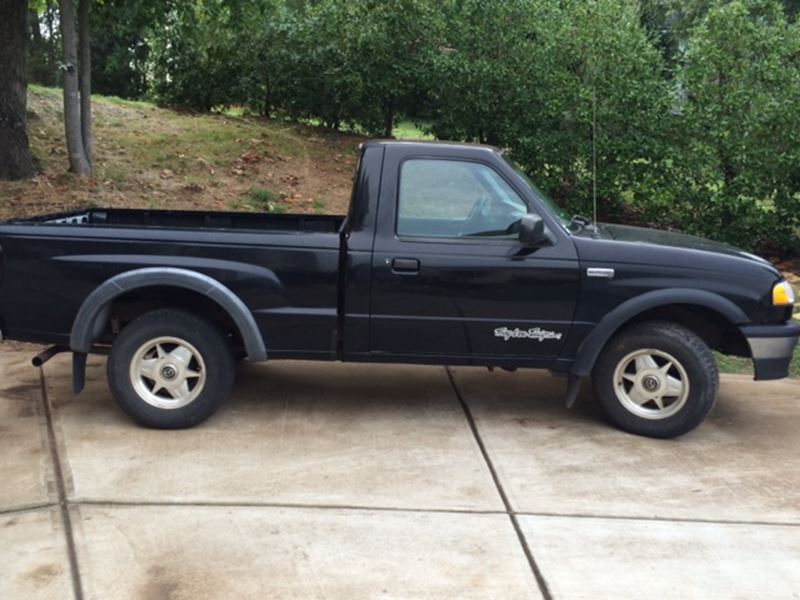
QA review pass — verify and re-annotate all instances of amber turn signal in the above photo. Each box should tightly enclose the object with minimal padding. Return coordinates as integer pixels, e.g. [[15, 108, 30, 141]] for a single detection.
[[772, 280, 796, 306]]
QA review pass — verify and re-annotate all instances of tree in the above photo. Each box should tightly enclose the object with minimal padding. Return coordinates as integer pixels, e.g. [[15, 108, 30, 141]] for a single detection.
[[429, 0, 537, 145], [241, 1, 288, 116], [150, 0, 250, 112], [510, 0, 669, 220], [260, 2, 360, 128], [89, 0, 168, 99], [426, 1, 669, 220], [665, 0, 800, 251], [78, 0, 92, 163], [59, 0, 92, 174], [347, 0, 443, 137], [27, 0, 60, 87], [242, 0, 441, 135], [0, 0, 36, 180]]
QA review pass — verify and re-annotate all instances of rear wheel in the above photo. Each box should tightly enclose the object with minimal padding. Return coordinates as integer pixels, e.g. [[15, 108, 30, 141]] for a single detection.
[[107, 309, 235, 429], [592, 321, 718, 438]]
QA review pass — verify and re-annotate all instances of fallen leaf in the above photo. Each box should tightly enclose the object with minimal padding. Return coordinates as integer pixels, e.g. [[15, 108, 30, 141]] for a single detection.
[[241, 152, 262, 164]]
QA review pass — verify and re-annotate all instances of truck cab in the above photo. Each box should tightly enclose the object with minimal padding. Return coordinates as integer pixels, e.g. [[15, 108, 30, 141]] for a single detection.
[[341, 141, 579, 369]]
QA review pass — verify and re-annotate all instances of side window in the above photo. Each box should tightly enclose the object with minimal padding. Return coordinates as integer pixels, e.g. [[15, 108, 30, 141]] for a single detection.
[[397, 159, 529, 239]]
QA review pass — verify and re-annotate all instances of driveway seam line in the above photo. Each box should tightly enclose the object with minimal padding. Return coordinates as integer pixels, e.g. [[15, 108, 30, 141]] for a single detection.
[[39, 368, 85, 600], [513, 511, 800, 528], [0, 502, 58, 517], [74, 499, 505, 515], [66, 500, 800, 528], [445, 367, 553, 600]]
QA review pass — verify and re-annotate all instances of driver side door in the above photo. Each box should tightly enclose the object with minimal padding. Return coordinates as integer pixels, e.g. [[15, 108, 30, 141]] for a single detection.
[[369, 151, 580, 364]]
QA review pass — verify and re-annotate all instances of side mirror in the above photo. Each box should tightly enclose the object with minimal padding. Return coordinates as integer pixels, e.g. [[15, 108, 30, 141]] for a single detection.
[[518, 214, 547, 246]]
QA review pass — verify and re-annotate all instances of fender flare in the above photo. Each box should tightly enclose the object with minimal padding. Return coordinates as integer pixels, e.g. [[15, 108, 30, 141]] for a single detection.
[[70, 267, 268, 361], [570, 288, 748, 377]]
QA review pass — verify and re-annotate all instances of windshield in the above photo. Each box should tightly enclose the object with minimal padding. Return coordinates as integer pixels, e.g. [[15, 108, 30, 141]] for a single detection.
[[509, 162, 571, 230]]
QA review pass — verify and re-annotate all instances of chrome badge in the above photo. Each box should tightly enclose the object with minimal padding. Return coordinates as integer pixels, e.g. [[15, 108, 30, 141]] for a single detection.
[[494, 327, 562, 342]]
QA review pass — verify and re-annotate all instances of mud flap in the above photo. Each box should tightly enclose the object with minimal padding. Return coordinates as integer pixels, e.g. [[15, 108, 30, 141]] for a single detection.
[[564, 375, 582, 409], [72, 352, 87, 394]]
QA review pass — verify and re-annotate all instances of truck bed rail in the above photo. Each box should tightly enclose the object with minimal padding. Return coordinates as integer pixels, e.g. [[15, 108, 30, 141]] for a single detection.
[[8, 208, 346, 234]]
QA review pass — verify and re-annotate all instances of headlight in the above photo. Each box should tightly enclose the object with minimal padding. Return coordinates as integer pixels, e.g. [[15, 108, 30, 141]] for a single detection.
[[772, 280, 796, 306]]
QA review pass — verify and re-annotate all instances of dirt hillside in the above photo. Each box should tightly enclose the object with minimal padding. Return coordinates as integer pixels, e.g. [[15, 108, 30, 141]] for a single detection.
[[0, 86, 364, 219]]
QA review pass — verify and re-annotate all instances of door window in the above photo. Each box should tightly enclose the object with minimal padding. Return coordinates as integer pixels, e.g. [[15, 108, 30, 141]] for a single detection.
[[397, 159, 529, 239]]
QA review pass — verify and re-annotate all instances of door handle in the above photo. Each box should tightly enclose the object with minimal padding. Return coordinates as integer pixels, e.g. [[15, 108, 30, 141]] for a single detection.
[[391, 258, 420, 273]]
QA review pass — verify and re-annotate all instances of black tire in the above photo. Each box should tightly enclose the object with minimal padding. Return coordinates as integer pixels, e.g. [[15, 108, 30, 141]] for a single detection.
[[592, 321, 718, 438], [107, 309, 236, 429]]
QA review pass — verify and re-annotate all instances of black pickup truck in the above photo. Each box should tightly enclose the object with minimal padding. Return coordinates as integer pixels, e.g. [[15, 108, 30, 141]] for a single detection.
[[0, 141, 797, 437]]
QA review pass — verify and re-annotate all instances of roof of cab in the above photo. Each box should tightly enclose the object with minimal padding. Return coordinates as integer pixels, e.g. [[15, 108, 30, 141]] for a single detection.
[[361, 139, 502, 153]]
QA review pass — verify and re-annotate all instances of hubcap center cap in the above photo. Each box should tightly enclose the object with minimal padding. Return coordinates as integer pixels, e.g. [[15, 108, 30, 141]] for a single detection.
[[642, 374, 660, 393], [161, 365, 178, 380]]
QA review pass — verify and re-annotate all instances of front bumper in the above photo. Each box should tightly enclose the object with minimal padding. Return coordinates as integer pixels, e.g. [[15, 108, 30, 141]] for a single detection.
[[740, 321, 800, 380]]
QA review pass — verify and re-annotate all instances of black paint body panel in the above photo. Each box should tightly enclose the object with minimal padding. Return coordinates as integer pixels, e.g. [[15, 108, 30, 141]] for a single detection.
[[0, 140, 792, 377]]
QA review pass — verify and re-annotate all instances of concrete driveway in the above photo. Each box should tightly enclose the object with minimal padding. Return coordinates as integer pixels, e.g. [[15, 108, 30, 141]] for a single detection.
[[1, 344, 799, 600]]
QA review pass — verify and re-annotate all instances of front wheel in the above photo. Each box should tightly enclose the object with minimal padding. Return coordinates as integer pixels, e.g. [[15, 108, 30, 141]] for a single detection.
[[107, 309, 236, 429], [592, 321, 719, 438]]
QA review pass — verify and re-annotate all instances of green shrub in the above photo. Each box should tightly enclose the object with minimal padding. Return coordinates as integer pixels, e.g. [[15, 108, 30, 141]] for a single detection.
[[37, 0, 800, 255]]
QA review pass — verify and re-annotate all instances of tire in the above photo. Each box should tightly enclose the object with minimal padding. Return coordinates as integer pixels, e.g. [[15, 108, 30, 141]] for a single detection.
[[107, 309, 236, 429], [591, 321, 718, 438]]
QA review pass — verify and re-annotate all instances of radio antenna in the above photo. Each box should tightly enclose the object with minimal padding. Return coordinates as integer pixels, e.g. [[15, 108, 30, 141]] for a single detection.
[[592, 83, 597, 227], [591, 3, 598, 231], [588, 2, 597, 234]]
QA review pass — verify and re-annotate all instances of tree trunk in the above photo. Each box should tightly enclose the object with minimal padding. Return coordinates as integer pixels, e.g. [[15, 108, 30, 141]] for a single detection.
[[383, 101, 394, 138], [59, 0, 91, 175], [78, 0, 92, 165], [263, 76, 272, 116], [45, 0, 57, 86], [0, 0, 36, 180], [29, 8, 42, 46]]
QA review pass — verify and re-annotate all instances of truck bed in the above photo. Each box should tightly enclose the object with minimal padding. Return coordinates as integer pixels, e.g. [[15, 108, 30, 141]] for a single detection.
[[9, 208, 346, 234]]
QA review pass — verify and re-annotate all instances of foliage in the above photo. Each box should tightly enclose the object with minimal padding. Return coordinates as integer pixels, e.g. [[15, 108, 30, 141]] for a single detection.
[[428, 0, 536, 146], [246, 0, 442, 135], [342, 0, 443, 136], [89, 0, 169, 99], [259, 2, 357, 127], [645, 0, 800, 252], [511, 0, 669, 221], [149, 0, 257, 111], [21, 0, 800, 255], [27, 0, 61, 87]]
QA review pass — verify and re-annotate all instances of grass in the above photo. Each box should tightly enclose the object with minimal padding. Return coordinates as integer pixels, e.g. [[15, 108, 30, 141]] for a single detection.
[[232, 186, 287, 213], [716, 347, 800, 378], [271, 114, 433, 141], [393, 120, 434, 140], [102, 164, 130, 184], [3, 85, 363, 220], [28, 83, 61, 98], [716, 279, 799, 377], [715, 352, 755, 375]]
